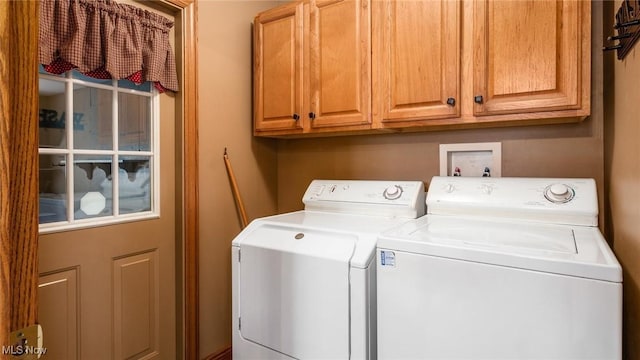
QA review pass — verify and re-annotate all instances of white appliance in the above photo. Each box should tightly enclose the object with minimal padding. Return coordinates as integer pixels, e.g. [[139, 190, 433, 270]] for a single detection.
[[377, 176, 622, 360], [232, 180, 426, 360]]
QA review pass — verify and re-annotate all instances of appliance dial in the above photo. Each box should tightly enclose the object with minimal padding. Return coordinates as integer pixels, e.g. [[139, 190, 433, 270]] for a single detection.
[[383, 185, 403, 200], [544, 183, 575, 204]]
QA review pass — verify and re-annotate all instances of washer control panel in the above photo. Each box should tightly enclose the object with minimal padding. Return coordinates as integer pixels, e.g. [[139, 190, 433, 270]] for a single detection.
[[427, 176, 598, 226], [303, 180, 426, 218]]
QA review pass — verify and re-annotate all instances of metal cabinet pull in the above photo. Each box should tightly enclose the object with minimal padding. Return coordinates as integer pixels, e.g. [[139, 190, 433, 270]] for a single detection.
[[474, 95, 484, 104], [292, 113, 300, 120], [308, 112, 316, 119], [446, 97, 456, 106]]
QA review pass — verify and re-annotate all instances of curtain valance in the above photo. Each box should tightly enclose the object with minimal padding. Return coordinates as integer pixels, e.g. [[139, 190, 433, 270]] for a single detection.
[[39, 0, 178, 92]]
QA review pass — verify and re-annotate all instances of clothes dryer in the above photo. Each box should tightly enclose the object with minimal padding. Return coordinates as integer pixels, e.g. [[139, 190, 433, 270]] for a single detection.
[[232, 180, 425, 359]]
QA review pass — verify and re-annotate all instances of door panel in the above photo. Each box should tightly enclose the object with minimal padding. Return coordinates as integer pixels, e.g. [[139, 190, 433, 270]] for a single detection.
[[113, 251, 159, 359], [309, 0, 371, 128], [473, 0, 584, 115], [254, 2, 304, 132], [376, 0, 460, 123], [38, 268, 79, 360]]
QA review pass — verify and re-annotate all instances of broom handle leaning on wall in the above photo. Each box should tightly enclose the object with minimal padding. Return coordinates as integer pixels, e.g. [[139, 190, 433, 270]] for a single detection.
[[223, 148, 249, 229]]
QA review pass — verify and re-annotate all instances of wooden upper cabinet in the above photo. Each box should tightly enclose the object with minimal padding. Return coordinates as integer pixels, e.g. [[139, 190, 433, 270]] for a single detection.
[[473, 0, 590, 116], [254, 0, 371, 135], [308, 0, 371, 129], [373, 0, 460, 125], [253, 2, 304, 133], [253, 0, 591, 137]]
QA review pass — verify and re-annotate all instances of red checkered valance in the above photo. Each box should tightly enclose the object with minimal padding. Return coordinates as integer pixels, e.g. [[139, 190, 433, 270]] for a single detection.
[[39, 0, 178, 92]]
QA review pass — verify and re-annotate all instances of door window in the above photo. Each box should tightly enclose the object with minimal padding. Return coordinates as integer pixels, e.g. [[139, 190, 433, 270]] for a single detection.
[[38, 66, 159, 232]]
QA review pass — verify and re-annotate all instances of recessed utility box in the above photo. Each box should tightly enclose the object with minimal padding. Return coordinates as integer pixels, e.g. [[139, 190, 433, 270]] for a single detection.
[[439, 142, 502, 177]]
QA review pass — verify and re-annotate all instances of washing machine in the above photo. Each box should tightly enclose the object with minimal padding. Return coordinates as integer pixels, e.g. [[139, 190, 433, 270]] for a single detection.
[[232, 179, 426, 360], [377, 176, 622, 359]]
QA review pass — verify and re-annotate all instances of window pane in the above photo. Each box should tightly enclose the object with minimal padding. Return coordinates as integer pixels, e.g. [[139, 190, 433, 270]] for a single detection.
[[118, 156, 151, 214], [73, 86, 113, 150], [39, 78, 67, 149], [74, 155, 113, 219], [38, 69, 158, 229], [118, 93, 151, 151], [39, 154, 68, 223]]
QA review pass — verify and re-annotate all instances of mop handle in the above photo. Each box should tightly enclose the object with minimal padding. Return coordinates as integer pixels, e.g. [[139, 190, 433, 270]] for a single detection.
[[223, 148, 249, 228]]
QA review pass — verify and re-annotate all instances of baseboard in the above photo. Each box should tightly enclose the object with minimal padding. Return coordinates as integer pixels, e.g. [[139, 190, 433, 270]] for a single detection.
[[203, 346, 232, 360]]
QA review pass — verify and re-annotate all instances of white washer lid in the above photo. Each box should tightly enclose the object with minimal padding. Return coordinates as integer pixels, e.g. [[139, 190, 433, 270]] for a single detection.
[[378, 215, 622, 282], [423, 216, 578, 254]]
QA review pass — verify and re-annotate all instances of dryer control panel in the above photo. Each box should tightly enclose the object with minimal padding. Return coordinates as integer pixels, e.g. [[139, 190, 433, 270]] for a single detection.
[[427, 176, 598, 226], [303, 180, 426, 219]]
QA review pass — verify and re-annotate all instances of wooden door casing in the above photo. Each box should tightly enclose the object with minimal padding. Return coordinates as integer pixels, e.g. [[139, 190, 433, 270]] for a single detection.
[[0, 0, 40, 351]]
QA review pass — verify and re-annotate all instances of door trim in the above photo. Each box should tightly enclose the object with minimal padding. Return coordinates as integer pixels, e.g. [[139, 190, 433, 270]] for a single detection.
[[176, 1, 200, 359], [158, 1, 200, 359], [0, 0, 40, 346]]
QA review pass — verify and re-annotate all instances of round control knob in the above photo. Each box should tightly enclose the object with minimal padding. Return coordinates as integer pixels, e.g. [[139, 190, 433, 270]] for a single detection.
[[544, 183, 575, 204], [383, 185, 403, 200]]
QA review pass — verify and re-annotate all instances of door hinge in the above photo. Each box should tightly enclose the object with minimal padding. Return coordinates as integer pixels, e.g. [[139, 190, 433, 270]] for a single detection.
[[6, 324, 45, 359], [238, 249, 241, 262], [239, 317, 241, 330]]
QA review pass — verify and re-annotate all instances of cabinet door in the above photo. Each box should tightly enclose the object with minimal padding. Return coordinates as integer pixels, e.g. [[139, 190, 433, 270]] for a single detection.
[[374, 0, 460, 124], [473, 0, 589, 116], [308, 0, 371, 129], [254, 2, 304, 132]]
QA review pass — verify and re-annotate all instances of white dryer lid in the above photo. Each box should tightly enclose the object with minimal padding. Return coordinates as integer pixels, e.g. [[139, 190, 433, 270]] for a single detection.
[[378, 215, 622, 282], [233, 210, 408, 268]]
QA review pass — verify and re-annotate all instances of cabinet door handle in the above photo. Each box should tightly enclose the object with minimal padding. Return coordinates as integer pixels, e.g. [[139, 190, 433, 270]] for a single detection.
[[292, 113, 300, 120], [446, 97, 456, 106], [308, 112, 316, 119], [474, 95, 484, 104]]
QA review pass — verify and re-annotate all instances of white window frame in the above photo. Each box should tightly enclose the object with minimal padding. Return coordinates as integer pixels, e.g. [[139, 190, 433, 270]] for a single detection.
[[38, 71, 160, 234]]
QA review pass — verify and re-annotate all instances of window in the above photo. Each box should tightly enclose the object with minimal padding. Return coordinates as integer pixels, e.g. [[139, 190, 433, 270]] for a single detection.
[[38, 66, 159, 232]]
